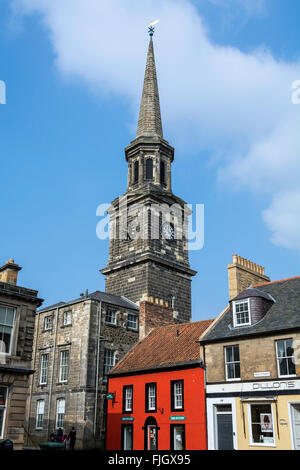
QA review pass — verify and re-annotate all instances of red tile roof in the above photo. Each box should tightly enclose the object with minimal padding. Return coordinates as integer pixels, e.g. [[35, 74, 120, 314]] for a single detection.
[[109, 320, 214, 375]]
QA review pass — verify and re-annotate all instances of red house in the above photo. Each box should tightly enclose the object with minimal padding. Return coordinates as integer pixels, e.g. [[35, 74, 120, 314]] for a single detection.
[[106, 320, 213, 451]]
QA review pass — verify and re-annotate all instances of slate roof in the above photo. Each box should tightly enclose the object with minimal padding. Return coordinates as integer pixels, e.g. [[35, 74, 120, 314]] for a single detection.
[[109, 319, 214, 376], [38, 290, 139, 313], [233, 287, 274, 302], [201, 276, 300, 343]]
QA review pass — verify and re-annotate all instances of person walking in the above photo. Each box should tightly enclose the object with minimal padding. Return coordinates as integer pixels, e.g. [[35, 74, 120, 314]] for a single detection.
[[68, 427, 76, 450]]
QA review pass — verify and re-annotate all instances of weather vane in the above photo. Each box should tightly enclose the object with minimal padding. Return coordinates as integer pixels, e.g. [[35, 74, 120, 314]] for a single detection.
[[148, 19, 159, 38]]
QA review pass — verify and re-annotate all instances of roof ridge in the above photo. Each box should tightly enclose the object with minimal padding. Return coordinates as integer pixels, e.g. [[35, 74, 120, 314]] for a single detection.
[[253, 275, 300, 287]]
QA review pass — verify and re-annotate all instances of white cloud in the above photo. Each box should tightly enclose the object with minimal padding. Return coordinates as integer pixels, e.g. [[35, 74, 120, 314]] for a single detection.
[[11, 0, 300, 249]]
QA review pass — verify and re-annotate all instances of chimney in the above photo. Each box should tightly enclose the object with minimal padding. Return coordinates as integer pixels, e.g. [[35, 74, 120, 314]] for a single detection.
[[0, 259, 22, 285], [139, 298, 175, 340], [227, 255, 270, 300]]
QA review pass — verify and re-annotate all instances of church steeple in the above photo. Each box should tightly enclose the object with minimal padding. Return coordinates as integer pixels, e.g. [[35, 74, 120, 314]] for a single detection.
[[136, 37, 163, 139], [102, 27, 197, 325]]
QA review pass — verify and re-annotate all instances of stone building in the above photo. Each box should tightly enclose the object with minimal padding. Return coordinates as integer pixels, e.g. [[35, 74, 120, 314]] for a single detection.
[[26, 291, 140, 449], [26, 31, 195, 449], [201, 255, 300, 450], [101, 33, 197, 323], [0, 259, 43, 450]]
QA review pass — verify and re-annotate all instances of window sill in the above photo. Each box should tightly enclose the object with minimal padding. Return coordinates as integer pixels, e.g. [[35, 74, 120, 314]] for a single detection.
[[42, 329, 52, 333], [249, 443, 276, 448], [105, 322, 118, 328], [226, 378, 241, 382], [61, 324, 72, 329]]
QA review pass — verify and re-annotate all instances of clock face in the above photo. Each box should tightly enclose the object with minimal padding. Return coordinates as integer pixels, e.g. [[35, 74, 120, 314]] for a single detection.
[[128, 219, 140, 240], [162, 222, 175, 241]]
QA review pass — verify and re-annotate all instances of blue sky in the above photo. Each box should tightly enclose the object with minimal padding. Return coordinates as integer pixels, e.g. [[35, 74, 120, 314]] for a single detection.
[[0, 0, 299, 320]]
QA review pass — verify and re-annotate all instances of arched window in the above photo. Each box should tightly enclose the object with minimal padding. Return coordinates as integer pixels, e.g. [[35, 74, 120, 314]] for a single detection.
[[134, 160, 139, 184], [160, 160, 166, 185], [146, 158, 153, 180]]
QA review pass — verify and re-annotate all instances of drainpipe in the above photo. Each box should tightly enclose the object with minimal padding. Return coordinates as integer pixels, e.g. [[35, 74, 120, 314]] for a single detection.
[[202, 344, 209, 450], [47, 307, 59, 438], [93, 301, 102, 442], [26, 311, 40, 446]]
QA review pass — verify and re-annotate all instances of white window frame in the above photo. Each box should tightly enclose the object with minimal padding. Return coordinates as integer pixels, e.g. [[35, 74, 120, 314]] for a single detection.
[[103, 349, 116, 378], [276, 339, 296, 378], [105, 310, 117, 325], [233, 299, 251, 327], [44, 315, 52, 331], [247, 402, 276, 447], [147, 384, 156, 411], [36, 400, 45, 429], [0, 305, 16, 356], [225, 345, 241, 382], [59, 350, 69, 383], [63, 311, 72, 326], [124, 386, 133, 412], [0, 386, 8, 439], [127, 314, 138, 330], [173, 381, 183, 410], [40, 353, 49, 385], [56, 398, 65, 429]]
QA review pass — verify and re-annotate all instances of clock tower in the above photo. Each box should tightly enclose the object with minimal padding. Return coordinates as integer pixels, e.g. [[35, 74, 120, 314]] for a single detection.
[[101, 31, 197, 323]]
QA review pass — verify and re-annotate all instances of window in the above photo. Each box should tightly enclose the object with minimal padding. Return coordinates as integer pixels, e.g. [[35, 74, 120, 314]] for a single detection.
[[171, 380, 184, 411], [36, 400, 45, 429], [134, 161, 139, 184], [145, 383, 157, 412], [103, 349, 116, 378], [123, 385, 133, 413], [56, 398, 65, 429], [166, 296, 174, 309], [233, 299, 251, 327], [63, 311, 72, 326], [105, 310, 116, 325], [146, 158, 153, 180], [0, 306, 16, 355], [44, 315, 52, 331], [276, 339, 296, 377], [170, 424, 185, 450], [59, 350, 69, 383], [160, 160, 166, 185], [127, 314, 138, 330], [40, 354, 49, 385], [225, 345, 240, 381], [249, 403, 275, 446], [0, 387, 8, 439]]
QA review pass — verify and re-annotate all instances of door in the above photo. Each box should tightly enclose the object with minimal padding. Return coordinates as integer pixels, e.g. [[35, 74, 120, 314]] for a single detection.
[[122, 424, 133, 450], [215, 404, 234, 450], [147, 425, 157, 450], [291, 404, 300, 450], [171, 425, 185, 450]]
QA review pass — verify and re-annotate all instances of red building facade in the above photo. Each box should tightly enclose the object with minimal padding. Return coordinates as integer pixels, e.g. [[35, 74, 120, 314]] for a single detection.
[[106, 321, 213, 450]]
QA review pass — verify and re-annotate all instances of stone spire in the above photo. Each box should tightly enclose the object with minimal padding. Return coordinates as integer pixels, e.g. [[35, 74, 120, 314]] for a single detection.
[[136, 37, 163, 139]]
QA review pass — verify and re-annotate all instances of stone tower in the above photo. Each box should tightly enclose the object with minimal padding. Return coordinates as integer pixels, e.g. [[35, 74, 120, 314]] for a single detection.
[[101, 33, 196, 323]]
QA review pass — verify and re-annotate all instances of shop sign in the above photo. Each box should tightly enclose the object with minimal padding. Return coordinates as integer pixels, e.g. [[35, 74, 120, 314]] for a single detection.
[[169, 416, 186, 421], [121, 417, 134, 422]]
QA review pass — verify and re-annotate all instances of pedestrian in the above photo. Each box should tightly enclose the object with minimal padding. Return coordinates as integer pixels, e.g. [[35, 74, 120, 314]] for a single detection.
[[56, 427, 63, 443], [68, 427, 76, 450]]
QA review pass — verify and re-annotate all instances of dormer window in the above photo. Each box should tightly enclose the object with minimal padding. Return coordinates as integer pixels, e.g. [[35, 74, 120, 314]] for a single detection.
[[233, 299, 251, 327]]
